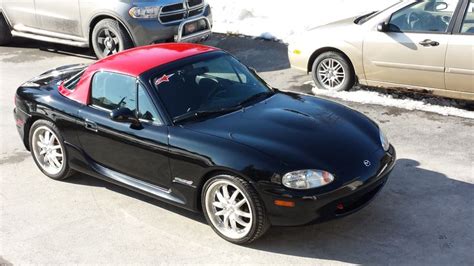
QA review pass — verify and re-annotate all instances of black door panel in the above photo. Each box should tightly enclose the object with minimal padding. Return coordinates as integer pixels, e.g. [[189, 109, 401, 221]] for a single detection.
[[77, 106, 172, 188]]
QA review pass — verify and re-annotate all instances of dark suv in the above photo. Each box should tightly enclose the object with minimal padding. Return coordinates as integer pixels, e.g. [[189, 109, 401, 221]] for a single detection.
[[0, 0, 212, 58]]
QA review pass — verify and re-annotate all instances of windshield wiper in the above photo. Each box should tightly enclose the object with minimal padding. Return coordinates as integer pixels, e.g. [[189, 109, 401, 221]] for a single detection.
[[355, 11, 377, 24], [173, 106, 241, 124], [237, 91, 273, 107]]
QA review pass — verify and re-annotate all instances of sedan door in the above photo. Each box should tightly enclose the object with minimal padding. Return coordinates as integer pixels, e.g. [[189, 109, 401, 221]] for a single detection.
[[445, 0, 474, 99], [34, 0, 82, 37], [77, 71, 172, 189], [2, 0, 37, 29], [363, 0, 461, 90]]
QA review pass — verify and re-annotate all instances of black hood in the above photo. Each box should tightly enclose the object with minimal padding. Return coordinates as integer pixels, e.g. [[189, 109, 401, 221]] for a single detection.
[[185, 92, 385, 179]]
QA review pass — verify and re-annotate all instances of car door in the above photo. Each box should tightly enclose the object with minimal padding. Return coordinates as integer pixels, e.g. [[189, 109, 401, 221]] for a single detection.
[[77, 71, 172, 189], [34, 0, 82, 37], [363, 0, 461, 90], [2, 0, 37, 29], [445, 0, 474, 98]]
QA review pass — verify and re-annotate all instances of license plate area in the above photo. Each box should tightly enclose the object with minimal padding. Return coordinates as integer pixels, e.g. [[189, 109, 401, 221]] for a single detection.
[[176, 17, 211, 42]]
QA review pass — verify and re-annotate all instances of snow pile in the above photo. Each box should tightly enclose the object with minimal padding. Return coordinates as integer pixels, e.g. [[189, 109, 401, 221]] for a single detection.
[[207, 0, 398, 41], [309, 83, 474, 119]]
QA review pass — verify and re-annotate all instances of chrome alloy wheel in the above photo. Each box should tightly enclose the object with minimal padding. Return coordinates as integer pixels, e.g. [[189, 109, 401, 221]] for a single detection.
[[317, 58, 346, 90], [205, 179, 253, 239], [32, 126, 64, 175]]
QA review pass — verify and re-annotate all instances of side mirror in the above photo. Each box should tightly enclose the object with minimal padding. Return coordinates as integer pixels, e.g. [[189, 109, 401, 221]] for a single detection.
[[377, 22, 389, 32], [110, 107, 141, 127]]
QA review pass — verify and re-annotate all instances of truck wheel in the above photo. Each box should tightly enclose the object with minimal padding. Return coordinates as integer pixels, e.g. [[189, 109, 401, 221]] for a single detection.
[[311, 51, 355, 91], [0, 13, 12, 45], [91, 19, 133, 59]]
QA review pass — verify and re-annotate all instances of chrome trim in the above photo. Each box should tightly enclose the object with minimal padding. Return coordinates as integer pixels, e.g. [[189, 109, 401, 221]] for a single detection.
[[173, 177, 196, 188], [158, 1, 205, 24], [175, 16, 211, 42], [446, 67, 474, 75], [89, 160, 185, 205]]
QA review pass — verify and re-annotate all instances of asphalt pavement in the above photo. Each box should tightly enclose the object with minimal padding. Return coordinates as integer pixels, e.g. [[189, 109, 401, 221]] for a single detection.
[[0, 35, 473, 265]]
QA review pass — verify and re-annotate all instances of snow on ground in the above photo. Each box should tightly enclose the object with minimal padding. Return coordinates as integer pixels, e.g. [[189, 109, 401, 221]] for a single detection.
[[208, 0, 398, 41], [308, 82, 474, 119]]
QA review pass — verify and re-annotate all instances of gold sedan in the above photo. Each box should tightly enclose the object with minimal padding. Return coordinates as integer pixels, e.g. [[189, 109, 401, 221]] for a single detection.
[[289, 0, 474, 101]]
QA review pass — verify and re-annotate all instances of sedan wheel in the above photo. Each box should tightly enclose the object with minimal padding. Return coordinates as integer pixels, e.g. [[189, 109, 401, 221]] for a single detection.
[[202, 175, 269, 244], [312, 51, 355, 92], [317, 58, 346, 90]]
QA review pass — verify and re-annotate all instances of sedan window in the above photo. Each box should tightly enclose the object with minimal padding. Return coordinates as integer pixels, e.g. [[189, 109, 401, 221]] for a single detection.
[[153, 54, 272, 120], [138, 84, 161, 123], [461, 0, 474, 33], [91, 72, 137, 111], [389, 0, 459, 33]]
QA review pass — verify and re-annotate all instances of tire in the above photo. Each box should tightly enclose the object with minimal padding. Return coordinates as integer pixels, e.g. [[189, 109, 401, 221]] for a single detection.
[[311, 51, 355, 91], [0, 13, 12, 45], [202, 174, 270, 244], [29, 119, 75, 180], [91, 18, 133, 59]]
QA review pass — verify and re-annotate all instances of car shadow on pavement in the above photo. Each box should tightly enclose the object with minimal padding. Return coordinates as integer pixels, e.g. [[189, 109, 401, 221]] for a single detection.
[[65, 173, 207, 225], [246, 158, 474, 264], [3, 37, 96, 60]]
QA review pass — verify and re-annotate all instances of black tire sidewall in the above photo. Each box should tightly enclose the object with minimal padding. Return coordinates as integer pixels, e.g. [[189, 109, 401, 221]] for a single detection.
[[29, 119, 71, 180], [91, 19, 132, 59], [312, 52, 355, 91], [201, 175, 265, 244]]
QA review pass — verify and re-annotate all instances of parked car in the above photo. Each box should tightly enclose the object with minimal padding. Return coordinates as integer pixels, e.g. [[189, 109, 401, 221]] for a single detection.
[[0, 0, 212, 58], [14, 43, 396, 244], [289, 0, 474, 101]]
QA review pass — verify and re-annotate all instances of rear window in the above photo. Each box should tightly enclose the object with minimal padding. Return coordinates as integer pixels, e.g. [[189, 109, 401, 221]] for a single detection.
[[63, 69, 85, 91]]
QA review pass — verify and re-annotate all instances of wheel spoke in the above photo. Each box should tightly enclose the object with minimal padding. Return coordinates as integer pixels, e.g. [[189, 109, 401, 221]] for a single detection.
[[212, 201, 224, 209], [97, 37, 105, 44], [52, 151, 63, 158], [235, 199, 246, 208], [103, 48, 110, 56], [215, 209, 226, 216], [223, 213, 230, 229], [51, 157, 61, 168], [229, 190, 239, 203], [37, 141, 45, 148], [113, 37, 119, 44], [235, 210, 251, 218], [222, 185, 230, 200], [234, 216, 250, 227], [51, 145, 61, 151], [216, 191, 226, 204], [230, 217, 237, 230], [104, 29, 111, 38]]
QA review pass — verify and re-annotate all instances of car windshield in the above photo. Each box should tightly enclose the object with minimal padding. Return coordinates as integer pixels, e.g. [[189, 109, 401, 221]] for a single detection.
[[153, 53, 273, 122]]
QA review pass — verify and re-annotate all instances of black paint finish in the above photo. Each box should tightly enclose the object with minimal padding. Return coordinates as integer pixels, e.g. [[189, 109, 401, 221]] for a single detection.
[[13, 59, 396, 226]]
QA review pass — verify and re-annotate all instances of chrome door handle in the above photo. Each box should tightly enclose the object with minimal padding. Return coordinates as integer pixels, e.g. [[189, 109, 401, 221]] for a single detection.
[[84, 119, 98, 132], [419, 39, 439, 47]]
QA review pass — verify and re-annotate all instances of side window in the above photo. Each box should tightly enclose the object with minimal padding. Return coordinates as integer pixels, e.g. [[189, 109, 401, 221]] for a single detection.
[[137, 84, 161, 123], [461, 0, 474, 33], [91, 72, 137, 111], [389, 0, 459, 33]]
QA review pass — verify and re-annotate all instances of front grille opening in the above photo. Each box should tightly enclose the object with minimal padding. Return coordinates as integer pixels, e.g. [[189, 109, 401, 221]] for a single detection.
[[187, 0, 203, 7], [189, 8, 203, 17], [160, 13, 185, 23], [161, 3, 184, 13]]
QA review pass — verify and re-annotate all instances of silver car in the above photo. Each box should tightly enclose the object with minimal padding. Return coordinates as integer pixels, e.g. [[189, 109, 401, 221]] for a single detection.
[[289, 0, 473, 101], [0, 0, 212, 58]]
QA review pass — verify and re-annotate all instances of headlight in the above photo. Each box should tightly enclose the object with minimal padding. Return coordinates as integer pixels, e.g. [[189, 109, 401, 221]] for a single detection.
[[282, 170, 334, 190], [380, 129, 390, 151], [129, 6, 159, 19]]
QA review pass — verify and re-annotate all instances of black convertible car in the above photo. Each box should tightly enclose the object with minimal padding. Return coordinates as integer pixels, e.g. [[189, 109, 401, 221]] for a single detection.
[[14, 43, 396, 244]]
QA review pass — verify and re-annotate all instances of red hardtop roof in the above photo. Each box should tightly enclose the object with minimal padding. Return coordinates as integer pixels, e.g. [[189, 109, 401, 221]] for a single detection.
[[59, 43, 219, 104]]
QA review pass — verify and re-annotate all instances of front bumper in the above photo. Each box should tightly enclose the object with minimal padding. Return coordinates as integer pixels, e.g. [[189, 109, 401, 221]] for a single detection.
[[127, 5, 213, 46], [260, 145, 396, 226]]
